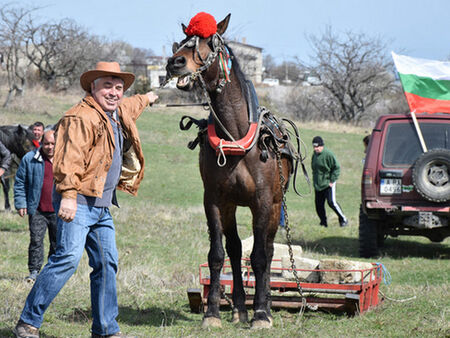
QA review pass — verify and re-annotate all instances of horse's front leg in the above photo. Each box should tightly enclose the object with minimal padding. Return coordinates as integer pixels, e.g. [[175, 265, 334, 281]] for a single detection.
[[249, 200, 274, 329], [223, 205, 248, 324], [202, 201, 225, 328]]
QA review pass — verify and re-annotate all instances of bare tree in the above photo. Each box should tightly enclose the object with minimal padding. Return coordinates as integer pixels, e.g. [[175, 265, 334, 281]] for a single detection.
[[0, 3, 39, 106], [263, 54, 276, 78], [0, 4, 152, 95], [24, 18, 109, 90], [273, 61, 303, 83], [306, 26, 397, 122]]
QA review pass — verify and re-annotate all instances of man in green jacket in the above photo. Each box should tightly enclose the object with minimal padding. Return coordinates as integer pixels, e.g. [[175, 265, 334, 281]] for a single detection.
[[311, 136, 348, 227]]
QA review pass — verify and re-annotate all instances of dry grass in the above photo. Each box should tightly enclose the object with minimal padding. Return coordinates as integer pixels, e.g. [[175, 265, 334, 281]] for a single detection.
[[0, 88, 448, 337], [0, 85, 81, 126], [299, 120, 371, 135]]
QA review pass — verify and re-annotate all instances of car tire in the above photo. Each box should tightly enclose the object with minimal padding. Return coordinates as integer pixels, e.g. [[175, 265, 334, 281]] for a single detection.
[[359, 205, 379, 258], [412, 148, 450, 202]]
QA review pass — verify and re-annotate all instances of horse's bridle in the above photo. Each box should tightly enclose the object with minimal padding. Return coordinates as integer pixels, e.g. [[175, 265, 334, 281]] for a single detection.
[[169, 33, 231, 93], [165, 32, 243, 150]]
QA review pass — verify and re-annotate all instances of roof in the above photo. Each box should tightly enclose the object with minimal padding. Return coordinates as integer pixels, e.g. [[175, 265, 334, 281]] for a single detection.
[[226, 40, 263, 51]]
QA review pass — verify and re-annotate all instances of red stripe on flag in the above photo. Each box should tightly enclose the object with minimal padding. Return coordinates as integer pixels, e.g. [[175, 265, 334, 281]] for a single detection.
[[404, 92, 450, 114]]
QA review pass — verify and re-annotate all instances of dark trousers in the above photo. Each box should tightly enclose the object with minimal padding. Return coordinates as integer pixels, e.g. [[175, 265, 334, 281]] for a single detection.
[[314, 184, 347, 226], [28, 210, 57, 273]]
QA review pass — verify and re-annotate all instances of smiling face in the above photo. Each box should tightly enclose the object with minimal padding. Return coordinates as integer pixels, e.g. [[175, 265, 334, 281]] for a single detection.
[[32, 125, 44, 141], [91, 76, 124, 112]]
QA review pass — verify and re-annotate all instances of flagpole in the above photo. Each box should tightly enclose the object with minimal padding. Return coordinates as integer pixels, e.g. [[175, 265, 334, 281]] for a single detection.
[[410, 110, 428, 153]]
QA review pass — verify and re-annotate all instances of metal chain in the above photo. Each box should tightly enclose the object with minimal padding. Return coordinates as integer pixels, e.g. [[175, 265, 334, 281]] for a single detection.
[[275, 150, 309, 318], [221, 287, 234, 310]]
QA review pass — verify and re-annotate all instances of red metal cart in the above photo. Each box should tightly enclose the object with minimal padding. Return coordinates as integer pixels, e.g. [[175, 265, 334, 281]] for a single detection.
[[187, 258, 383, 315]]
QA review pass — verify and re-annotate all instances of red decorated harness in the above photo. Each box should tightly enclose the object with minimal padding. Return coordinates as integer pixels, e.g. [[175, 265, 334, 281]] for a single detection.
[[207, 121, 259, 156]]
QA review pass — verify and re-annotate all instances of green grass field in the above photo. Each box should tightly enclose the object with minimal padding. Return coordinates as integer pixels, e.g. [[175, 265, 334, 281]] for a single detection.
[[0, 95, 449, 337]]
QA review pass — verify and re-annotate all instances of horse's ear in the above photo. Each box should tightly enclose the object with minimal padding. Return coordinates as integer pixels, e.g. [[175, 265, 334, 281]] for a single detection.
[[217, 14, 231, 36], [181, 23, 188, 36]]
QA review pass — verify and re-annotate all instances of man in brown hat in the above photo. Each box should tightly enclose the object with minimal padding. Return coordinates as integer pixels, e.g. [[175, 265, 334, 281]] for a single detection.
[[14, 62, 158, 338]]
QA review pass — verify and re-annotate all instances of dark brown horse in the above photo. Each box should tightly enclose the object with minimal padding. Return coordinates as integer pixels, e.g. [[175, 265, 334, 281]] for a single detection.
[[166, 14, 298, 329]]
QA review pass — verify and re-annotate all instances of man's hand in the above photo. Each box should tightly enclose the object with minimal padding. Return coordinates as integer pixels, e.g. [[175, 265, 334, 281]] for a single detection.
[[146, 91, 159, 106], [18, 208, 27, 217], [58, 198, 77, 223], [0, 168, 5, 177]]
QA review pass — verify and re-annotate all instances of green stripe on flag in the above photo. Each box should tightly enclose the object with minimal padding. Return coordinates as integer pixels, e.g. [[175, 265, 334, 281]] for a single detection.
[[398, 73, 450, 100]]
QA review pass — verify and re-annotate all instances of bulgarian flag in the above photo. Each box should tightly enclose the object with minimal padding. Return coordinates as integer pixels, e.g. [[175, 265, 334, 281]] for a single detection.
[[392, 52, 450, 114]]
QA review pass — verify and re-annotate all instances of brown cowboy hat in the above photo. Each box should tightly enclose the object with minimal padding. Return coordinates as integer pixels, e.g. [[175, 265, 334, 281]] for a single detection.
[[80, 61, 135, 92]]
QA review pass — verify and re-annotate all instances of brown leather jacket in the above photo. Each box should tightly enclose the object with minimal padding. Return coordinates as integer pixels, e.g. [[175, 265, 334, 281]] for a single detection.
[[53, 94, 150, 199]]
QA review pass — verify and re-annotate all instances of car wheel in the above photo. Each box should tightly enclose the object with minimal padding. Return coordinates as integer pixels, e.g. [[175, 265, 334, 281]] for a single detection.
[[359, 205, 379, 258], [412, 148, 450, 202]]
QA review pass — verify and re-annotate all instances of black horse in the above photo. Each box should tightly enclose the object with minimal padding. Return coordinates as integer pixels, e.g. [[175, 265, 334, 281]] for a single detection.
[[0, 125, 34, 210]]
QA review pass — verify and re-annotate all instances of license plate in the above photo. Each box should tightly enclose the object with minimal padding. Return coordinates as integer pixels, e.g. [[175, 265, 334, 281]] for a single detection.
[[380, 178, 402, 195]]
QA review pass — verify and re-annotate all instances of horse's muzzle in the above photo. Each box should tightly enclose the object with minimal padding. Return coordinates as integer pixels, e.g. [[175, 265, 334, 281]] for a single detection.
[[167, 55, 187, 74]]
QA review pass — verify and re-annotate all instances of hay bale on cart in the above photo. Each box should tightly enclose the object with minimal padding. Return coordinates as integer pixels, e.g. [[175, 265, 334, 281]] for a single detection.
[[319, 259, 374, 284]]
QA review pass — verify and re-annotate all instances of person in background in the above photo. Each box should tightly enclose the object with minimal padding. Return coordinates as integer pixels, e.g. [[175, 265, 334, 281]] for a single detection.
[[311, 136, 348, 228], [14, 131, 57, 282], [362, 134, 370, 165], [0, 139, 11, 178], [363, 135, 370, 154], [13, 61, 158, 338], [30, 122, 44, 148]]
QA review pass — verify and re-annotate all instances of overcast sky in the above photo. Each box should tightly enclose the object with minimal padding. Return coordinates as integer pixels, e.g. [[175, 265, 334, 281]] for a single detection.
[[7, 0, 450, 63]]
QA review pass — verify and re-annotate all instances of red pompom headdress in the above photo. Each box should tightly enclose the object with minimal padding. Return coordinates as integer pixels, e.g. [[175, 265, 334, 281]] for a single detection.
[[185, 12, 217, 38]]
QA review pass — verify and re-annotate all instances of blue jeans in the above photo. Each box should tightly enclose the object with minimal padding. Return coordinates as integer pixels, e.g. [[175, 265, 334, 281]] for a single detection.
[[20, 203, 120, 335]]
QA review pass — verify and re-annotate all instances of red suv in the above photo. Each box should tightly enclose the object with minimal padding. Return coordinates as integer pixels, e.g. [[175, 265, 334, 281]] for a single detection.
[[360, 113, 450, 257]]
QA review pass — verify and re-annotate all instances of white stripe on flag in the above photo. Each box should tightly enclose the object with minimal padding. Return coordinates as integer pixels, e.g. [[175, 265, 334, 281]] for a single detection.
[[391, 52, 450, 81]]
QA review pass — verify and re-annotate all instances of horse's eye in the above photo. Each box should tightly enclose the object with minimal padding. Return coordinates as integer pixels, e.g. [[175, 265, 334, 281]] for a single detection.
[[185, 38, 196, 48], [172, 42, 179, 53]]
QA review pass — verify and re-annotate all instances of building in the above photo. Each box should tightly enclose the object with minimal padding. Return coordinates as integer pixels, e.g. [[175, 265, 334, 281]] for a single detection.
[[146, 40, 263, 88], [227, 39, 263, 84]]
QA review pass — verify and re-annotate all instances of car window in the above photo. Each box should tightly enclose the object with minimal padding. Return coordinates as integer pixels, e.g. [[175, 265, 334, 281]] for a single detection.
[[382, 122, 450, 166]]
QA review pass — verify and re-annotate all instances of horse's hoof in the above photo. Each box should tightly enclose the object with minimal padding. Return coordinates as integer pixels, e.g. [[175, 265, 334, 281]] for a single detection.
[[251, 319, 272, 329], [232, 310, 248, 324], [202, 316, 222, 328]]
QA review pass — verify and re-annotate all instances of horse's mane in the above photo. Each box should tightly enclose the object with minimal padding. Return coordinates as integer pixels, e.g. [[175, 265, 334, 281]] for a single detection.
[[225, 44, 250, 104]]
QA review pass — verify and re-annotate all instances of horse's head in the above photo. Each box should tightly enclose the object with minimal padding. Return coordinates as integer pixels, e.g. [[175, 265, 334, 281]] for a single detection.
[[10, 125, 34, 158], [166, 13, 231, 91]]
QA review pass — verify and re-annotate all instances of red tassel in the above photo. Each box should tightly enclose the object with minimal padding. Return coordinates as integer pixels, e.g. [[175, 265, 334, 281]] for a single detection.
[[186, 12, 217, 38]]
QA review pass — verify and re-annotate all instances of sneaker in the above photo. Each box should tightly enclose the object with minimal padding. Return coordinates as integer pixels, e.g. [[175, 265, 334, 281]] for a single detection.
[[92, 332, 135, 338], [13, 321, 39, 338], [340, 220, 349, 227], [25, 270, 38, 282], [319, 222, 328, 227]]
